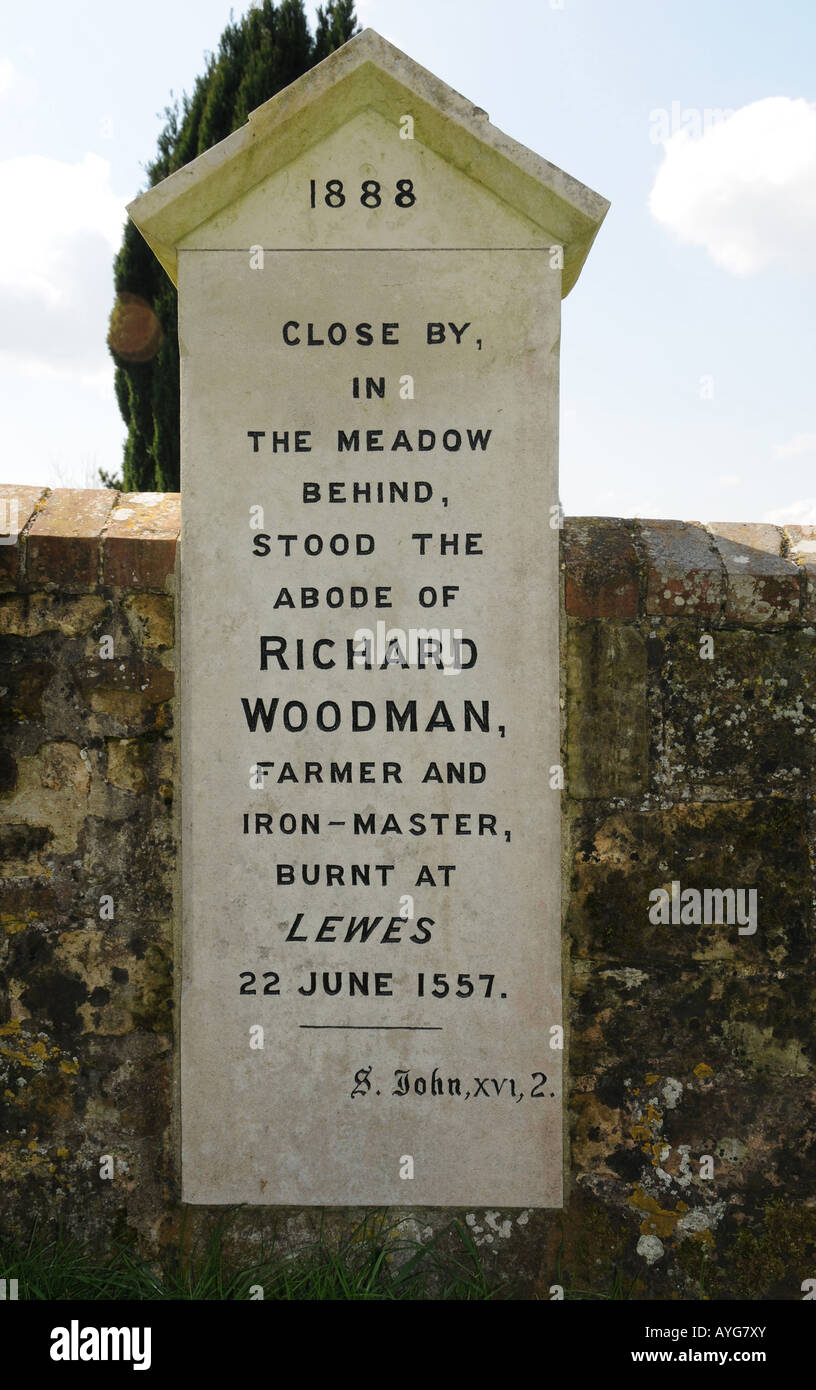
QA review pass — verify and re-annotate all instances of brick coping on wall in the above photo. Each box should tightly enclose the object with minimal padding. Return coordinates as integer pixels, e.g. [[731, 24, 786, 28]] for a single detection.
[[0, 487, 181, 593], [2, 486, 815, 623]]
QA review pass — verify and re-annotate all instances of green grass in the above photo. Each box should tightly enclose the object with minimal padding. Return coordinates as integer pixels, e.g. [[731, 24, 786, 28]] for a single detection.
[[0, 1214, 510, 1301], [550, 1235, 639, 1301]]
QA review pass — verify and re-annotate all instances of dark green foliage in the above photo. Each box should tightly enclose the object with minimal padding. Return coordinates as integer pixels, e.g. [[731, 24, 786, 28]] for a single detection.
[[109, 1, 357, 491], [313, 0, 357, 60]]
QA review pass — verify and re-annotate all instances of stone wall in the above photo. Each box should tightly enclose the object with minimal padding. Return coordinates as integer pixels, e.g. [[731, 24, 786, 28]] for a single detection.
[[1, 487, 814, 1297], [0, 487, 179, 1254]]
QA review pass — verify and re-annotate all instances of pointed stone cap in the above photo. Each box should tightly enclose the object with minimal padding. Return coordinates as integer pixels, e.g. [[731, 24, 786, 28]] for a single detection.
[[128, 28, 608, 297]]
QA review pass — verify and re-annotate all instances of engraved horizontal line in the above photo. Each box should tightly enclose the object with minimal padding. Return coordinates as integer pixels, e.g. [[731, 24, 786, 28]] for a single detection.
[[179, 247, 550, 253], [299, 1024, 443, 1031]]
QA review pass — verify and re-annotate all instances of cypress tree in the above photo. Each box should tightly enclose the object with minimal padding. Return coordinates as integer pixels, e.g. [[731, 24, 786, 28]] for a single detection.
[[106, 1, 357, 491]]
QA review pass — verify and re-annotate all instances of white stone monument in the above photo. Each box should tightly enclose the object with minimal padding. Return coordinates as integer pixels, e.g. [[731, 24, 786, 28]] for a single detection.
[[128, 28, 608, 1206]]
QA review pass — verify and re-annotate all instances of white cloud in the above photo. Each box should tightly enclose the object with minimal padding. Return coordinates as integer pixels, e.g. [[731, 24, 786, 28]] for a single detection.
[[718, 473, 742, 488], [774, 431, 816, 460], [764, 498, 816, 525], [0, 55, 37, 103], [0, 57, 17, 94], [649, 97, 816, 274], [0, 153, 126, 303], [0, 153, 130, 384]]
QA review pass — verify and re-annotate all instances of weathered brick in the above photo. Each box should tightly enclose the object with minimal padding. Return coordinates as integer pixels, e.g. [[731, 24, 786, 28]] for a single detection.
[[105, 737, 171, 795], [649, 626, 814, 800], [637, 519, 723, 616], [102, 493, 180, 589], [0, 593, 107, 638], [566, 623, 648, 796], [26, 490, 117, 590], [0, 744, 17, 794], [0, 883, 59, 925], [562, 518, 639, 617], [122, 593, 174, 653], [784, 525, 816, 623], [0, 485, 48, 588], [74, 660, 174, 703], [74, 659, 175, 733], [0, 659, 55, 722], [707, 522, 801, 626], [3, 741, 91, 874], [53, 926, 173, 1037], [567, 800, 811, 967]]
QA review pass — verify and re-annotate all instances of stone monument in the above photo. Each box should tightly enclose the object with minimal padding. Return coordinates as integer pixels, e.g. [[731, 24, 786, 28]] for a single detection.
[[127, 28, 608, 1205]]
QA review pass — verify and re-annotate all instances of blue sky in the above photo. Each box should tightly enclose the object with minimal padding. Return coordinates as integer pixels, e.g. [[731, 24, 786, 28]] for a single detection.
[[1, 0, 814, 521]]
